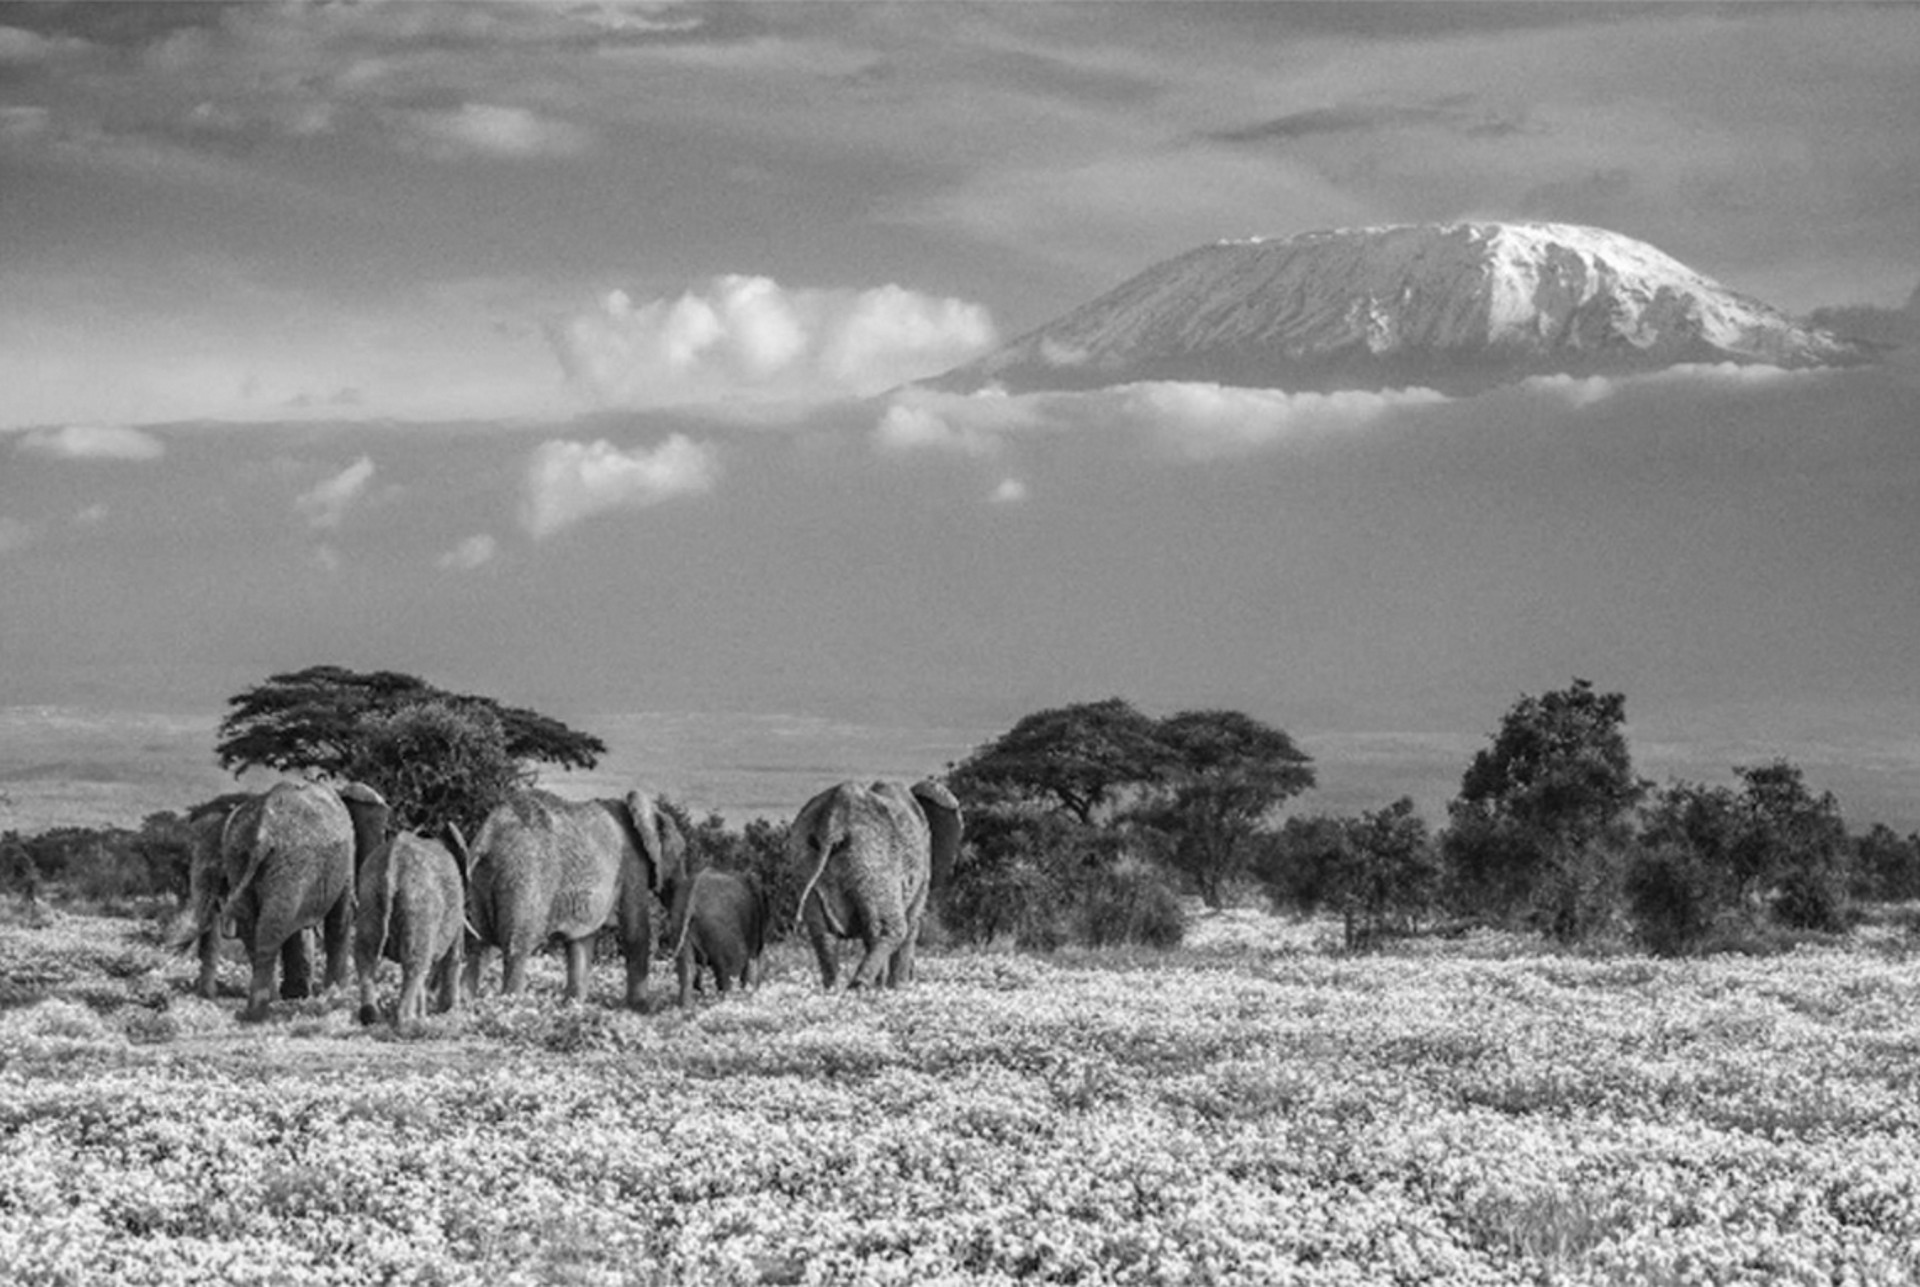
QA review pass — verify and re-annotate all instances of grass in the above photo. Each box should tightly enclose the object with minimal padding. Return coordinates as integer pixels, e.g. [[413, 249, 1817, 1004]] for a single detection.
[[3, 902, 1920, 1284]]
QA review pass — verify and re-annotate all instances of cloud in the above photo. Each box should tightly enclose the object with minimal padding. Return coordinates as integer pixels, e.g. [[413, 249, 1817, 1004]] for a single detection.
[[0, 516, 37, 555], [16, 424, 165, 461], [550, 276, 997, 408], [73, 504, 108, 525], [401, 103, 592, 160], [294, 456, 375, 530], [989, 478, 1029, 504], [874, 400, 1002, 457], [1518, 362, 1838, 410], [437, 534, 498, 571], [875, 382, 1448, 462], [519, 435, 718, 540]]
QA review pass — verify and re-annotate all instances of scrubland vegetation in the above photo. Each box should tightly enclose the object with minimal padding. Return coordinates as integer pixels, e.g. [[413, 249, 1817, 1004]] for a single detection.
[[5, 903, 1920, 1285], [5, 670, 1920, 1283]]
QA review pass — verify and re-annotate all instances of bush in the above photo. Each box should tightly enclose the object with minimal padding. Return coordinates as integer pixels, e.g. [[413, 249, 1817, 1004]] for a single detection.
[[1772, 867, 1851, 932], [1625, 844, 1719, 957], [1079, 857, 1185, 949]]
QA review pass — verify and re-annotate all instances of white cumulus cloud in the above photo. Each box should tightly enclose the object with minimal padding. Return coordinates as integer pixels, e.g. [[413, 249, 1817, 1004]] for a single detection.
[[437, 534, 498, 571], [551, 276, 997, 408], [295, 456, 375, 530], [17, 424, 165, 461], [989, 478, 1030, 504], [519, 435, 717, 540]]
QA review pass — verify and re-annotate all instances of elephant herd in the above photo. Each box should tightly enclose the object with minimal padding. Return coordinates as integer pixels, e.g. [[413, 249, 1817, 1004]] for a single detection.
[[171, 777, 962, 1025]]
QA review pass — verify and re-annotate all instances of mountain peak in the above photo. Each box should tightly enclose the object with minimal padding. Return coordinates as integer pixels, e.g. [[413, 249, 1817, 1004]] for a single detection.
[[924, 221, 1870, 395]]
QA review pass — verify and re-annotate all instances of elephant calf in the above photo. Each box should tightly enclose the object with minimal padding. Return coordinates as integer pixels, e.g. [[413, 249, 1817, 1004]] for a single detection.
[[666, 869, 768, 1012], [355, 826, 468, 1026]]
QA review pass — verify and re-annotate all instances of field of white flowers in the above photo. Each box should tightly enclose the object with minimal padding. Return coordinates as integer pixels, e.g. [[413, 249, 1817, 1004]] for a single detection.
[[3, 905, 1919, 1286]]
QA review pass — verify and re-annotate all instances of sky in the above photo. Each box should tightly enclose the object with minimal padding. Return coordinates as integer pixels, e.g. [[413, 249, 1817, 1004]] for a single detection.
[[2, 1, 1919, 832]]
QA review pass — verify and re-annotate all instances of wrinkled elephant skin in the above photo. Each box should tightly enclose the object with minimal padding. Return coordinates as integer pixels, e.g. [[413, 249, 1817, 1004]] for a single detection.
[[788, 779, 962, 991], [666, 868, 768, 1011], [355, 826, 468, 1026], [180, 781, 390, 1021], [464, 789, 685, 1009]]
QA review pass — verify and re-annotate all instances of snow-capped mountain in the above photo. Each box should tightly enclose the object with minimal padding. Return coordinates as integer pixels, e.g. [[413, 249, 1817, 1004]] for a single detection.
[[924, 222, 1871, 395]]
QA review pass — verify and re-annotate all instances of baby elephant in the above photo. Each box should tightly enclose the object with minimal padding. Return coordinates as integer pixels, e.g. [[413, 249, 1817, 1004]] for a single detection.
[[666, 869, 768, 1012], [355, 824, 469, 1027]]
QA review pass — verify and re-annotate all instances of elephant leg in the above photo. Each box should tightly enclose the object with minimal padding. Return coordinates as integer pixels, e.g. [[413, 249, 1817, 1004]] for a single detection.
[[195, 930, 220, 998], [563, 937, 593, 1003], [242, 946, 280, 1022], [279, 932, 313, 1000], [501, 949, 530, 995], [398, 963, 427, 1025], [462, 946, 488, 1001], [850, 925, 906, 991], [322, 895, 354, 992], [437, 942, 464, 1014], [887, 922, 919, 989], [618, 886, 652, 1012], [677, 952, 695, 1012], [804, 913, 839, 991], [355, 943, 381, 1026]]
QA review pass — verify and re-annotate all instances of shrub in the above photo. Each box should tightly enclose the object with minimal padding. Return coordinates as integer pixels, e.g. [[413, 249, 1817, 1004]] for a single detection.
[[1079, 856, 1185, 948], [1625, 844, 1719, 957]]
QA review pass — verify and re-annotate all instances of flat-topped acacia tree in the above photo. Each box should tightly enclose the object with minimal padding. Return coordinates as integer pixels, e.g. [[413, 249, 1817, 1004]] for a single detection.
[[215, 666, 606, 836]]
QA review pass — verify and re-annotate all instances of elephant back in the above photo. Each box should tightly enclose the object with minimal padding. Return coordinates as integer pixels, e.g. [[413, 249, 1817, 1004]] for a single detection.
[[380, 832, 465, 963], [468, 791, 631, 946], [225, 782, 355, 932], [789, 781, 936, 934]]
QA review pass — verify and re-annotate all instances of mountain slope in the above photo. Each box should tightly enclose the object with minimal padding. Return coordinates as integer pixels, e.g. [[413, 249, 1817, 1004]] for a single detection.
[[925, 222, 1870, 395]]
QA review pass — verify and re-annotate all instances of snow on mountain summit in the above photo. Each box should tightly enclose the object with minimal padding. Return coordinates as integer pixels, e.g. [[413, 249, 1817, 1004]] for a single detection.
[[923, 222, 1869, 395]]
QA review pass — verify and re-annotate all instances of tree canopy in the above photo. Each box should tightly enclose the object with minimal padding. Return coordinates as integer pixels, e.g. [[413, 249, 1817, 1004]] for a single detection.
[[949, 698, 1315, 912], [216, 665, 605, 781], [948, 698, 1171, 825]]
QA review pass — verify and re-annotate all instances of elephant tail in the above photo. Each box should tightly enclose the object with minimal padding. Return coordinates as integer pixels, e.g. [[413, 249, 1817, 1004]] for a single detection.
[[793, 833, 850, 940], [369, 840, 400, 968], [214, 807, 266, 941], [666, 870, 700, 962]]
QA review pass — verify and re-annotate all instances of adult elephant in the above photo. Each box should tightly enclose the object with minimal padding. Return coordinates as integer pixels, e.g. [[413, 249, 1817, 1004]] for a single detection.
[[174, 780, 390, 1021], [665, 868, 768, 1012], [788, 779, 961, 991], [355, 824, 469, 1027], [463, 789, 685, 1009]]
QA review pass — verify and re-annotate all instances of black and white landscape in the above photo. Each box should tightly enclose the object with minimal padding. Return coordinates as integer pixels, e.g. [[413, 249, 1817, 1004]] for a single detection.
[[2, 3, 1918, 831]]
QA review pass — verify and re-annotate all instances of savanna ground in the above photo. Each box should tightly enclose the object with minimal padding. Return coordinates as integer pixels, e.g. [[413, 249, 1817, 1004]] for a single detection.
[[3, 903, 1920, 1286]]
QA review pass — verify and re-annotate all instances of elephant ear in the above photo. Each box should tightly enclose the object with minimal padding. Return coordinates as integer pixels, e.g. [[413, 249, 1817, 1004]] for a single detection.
[[338, 782, 392, 868], [622, 791, 684, 895], [910, 779, 964, 894]]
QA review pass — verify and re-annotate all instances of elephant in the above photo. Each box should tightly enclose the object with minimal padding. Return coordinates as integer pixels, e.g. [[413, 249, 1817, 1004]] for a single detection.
[[664, 868, 768, 1012], [788, 779, 962, 991], [355, 824, 470, 1027], [173, 780, 390, 1021], [462, 789, 686, 1009]]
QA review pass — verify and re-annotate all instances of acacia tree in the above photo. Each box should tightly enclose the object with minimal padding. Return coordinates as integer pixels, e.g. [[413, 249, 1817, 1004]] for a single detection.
[[947, 698, 1170, 826], [216, 665, 604, 781], [1444, 678, 1644, 938], [215, 666, 605, 835], [950, 699, 1315, 914], [1133, 709, 1315, 908]]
